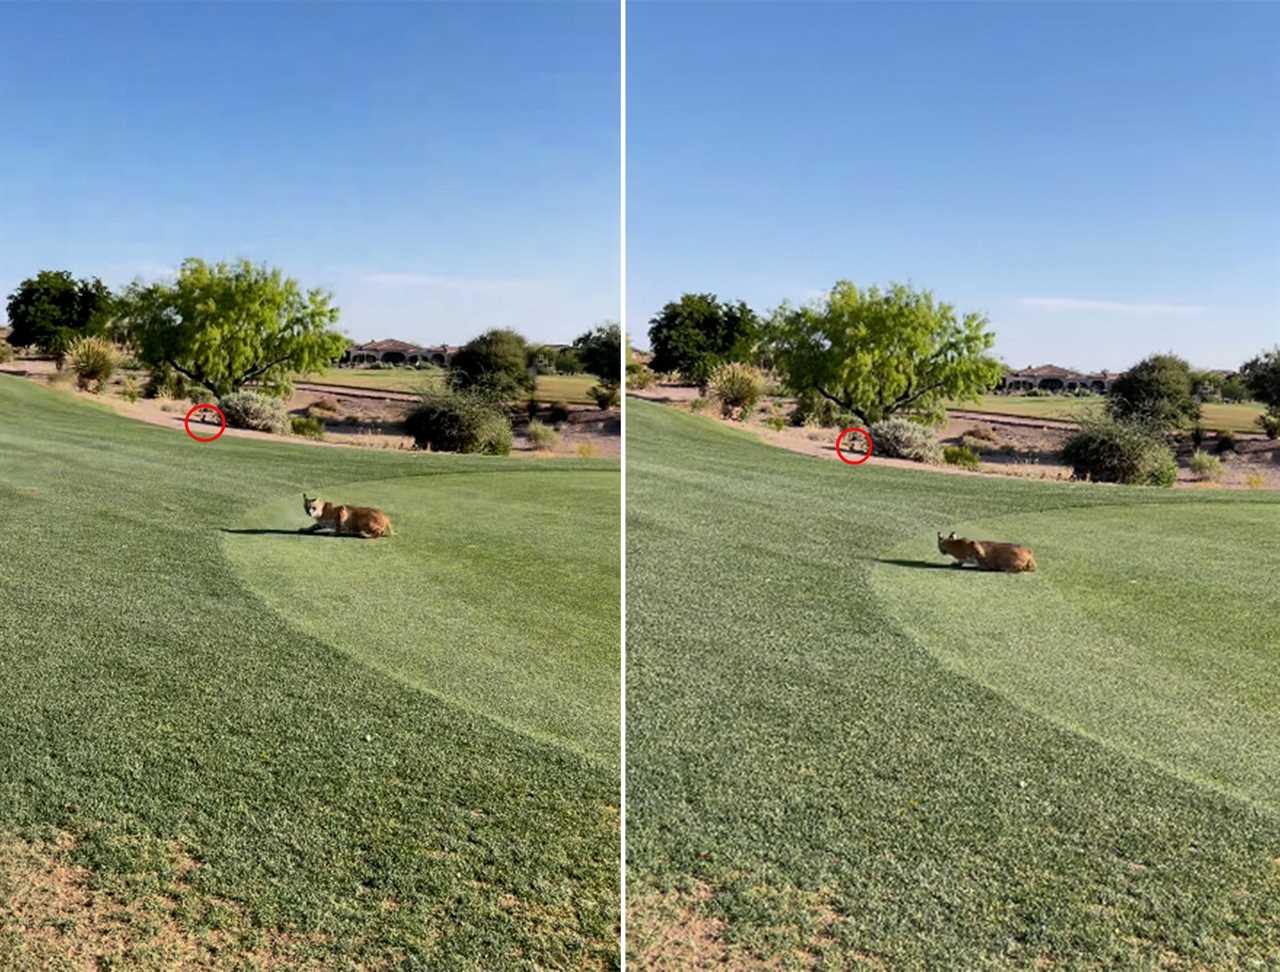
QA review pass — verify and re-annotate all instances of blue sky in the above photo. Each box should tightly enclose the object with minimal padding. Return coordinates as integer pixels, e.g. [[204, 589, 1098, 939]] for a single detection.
[[1, 1, 618, 347], [629, 1, 1279, 371]]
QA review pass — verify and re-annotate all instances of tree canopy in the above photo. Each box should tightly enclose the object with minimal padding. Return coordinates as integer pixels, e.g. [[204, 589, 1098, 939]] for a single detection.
[[449, 328, 535, 399], [118, 258, 345, 399], [647, 294, 759, 387], [5, 270, 114, 354], [573, 321, 621, 385], [769, 281, 1003, 425], [1240, 347, 1280, 412], [1107, 353, 1199, 430]]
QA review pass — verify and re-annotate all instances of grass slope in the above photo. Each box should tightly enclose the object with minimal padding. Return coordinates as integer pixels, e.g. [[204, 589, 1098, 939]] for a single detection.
[[952, 394, 1265, 433], [0, 377, 620, 969], [626, 398, 1280, 970], [307, 367, 598, 404]]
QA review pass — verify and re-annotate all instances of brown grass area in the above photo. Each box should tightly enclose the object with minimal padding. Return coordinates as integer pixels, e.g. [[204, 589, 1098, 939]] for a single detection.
[[0, 829, 350, 971], [628, 881, 883, 971]]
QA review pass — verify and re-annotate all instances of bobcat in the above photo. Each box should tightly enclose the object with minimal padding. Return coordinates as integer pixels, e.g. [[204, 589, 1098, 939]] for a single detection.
[[301, 495, 393, 539], [936, 531, 1036, 572]]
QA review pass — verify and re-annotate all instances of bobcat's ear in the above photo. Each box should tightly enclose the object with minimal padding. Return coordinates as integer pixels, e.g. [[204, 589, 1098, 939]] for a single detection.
[[948, 531, 956, 539]]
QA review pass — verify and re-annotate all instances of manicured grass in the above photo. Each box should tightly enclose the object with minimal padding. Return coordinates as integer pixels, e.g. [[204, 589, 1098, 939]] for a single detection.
[[306, 367, 599, 404], [0, 377, 620, 969], [952, 393, 1265, 433], [626, 398, 1280, 969]]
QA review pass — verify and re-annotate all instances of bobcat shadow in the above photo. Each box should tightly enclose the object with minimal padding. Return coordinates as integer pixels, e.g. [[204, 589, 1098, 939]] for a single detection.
[[872, 558, 960, 571], [219, 527, 363, 539]]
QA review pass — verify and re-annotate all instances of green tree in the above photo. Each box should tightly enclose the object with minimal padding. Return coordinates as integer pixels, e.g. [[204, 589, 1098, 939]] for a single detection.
[[118, 258, 345, 399], [554, 347, 583, 374], [573, 321, 621, 385], [5, 270, 114, 355], [449, 328, 535, 399], [647, 294, 759, 388], [1190, 370, 1224, 402], [1220, 374, 1250, 403], [1107, 353, 1200, 430], [769, 281, 1003, 425], [1240, 347, 1280, 412], [527, 344, 558, 375]]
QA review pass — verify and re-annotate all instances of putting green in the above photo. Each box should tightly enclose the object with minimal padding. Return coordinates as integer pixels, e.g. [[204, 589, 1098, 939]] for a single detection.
[[222, 471, 620, 765], [870, 502, 1280, 815]]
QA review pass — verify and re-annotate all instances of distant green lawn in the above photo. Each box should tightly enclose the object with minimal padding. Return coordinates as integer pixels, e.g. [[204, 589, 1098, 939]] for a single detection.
[[627, 398, 1280, 969], [951, 393, 1265, 433], [306, 366, 599, 404], [0, 377, 619, 969]]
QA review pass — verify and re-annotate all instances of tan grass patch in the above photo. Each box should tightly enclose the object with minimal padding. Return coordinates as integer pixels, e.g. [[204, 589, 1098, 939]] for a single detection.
[[629, 881, 866, 971], [0, 829, 344, 971]]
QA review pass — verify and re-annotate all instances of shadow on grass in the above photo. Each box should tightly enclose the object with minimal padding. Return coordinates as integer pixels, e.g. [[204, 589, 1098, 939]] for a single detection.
[[873, 558, 959, 571], [219, 527, 364, 538]]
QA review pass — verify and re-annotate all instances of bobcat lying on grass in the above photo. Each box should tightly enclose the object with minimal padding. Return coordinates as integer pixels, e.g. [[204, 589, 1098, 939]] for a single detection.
[[302, 494, 393, 538], [937, 531, 1036, 572]]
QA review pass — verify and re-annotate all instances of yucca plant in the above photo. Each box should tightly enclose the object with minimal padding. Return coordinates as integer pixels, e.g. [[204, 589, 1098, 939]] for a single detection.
[[66, 336, 118, 392]]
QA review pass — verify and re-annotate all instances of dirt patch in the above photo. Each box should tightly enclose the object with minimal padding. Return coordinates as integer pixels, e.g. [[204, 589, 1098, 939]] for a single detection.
[[0, 829, 342, 971], [629, 883, 734, 971], [629, 881, 866, 971], [630, 384, 1280, 491]]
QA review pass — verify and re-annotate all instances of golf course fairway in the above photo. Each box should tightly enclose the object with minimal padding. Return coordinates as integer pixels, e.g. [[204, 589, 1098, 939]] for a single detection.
[[0, 376, 620, 969], [626, 398, 1279, 970]]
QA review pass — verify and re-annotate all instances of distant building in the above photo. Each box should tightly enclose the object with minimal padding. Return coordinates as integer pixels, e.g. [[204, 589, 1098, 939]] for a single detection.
[[339, 339, 461, 367], [997, 364, 1116, 394]]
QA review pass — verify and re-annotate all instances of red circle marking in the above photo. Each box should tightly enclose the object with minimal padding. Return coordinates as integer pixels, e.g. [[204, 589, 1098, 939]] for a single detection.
[[184, 403, 226, 442], [834, 426, 873, 465]]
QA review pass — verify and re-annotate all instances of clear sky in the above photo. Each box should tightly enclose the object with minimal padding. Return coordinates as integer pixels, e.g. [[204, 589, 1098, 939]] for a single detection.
[[1, 1, 618, 347], [629, 1, 1279, 371]]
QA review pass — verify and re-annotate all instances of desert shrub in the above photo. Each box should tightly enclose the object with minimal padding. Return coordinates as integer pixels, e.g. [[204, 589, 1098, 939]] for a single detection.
[[1245, 472, 1264, 490], [575, 442, 597, 459], [869, 416, 943, 463], [0, 341, 13, 363], [310, 396, 341, 414], [791, 389, 840, 428], [1108, 353, 1199, 430], [526, 419, 560, 451], [1215, 430, 1237, 454], [144, 364, 188, 400], [763, 404, 787, 432], [627, 363, 656, 389], [369, 361, 384, 369], [589, 383, 620, 409], [943, 445, 981, 470], [548, 401, 571, 424], [219, 391, 289, 434], [1188, 450, 1221, 481], [960, 434, 994, 453], [121, 376, 140, 403], [1257, 411, 1280, 439], [1024, 388, 1044, 397], [709, 362, 765, 420], [67, 336, 118, 392], [290, 415, 325, 439], [963, 424, 998, 442], [404, 389, 513, 455], [1061, 417, 1176, 486], [689, 397, 709, 413]]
